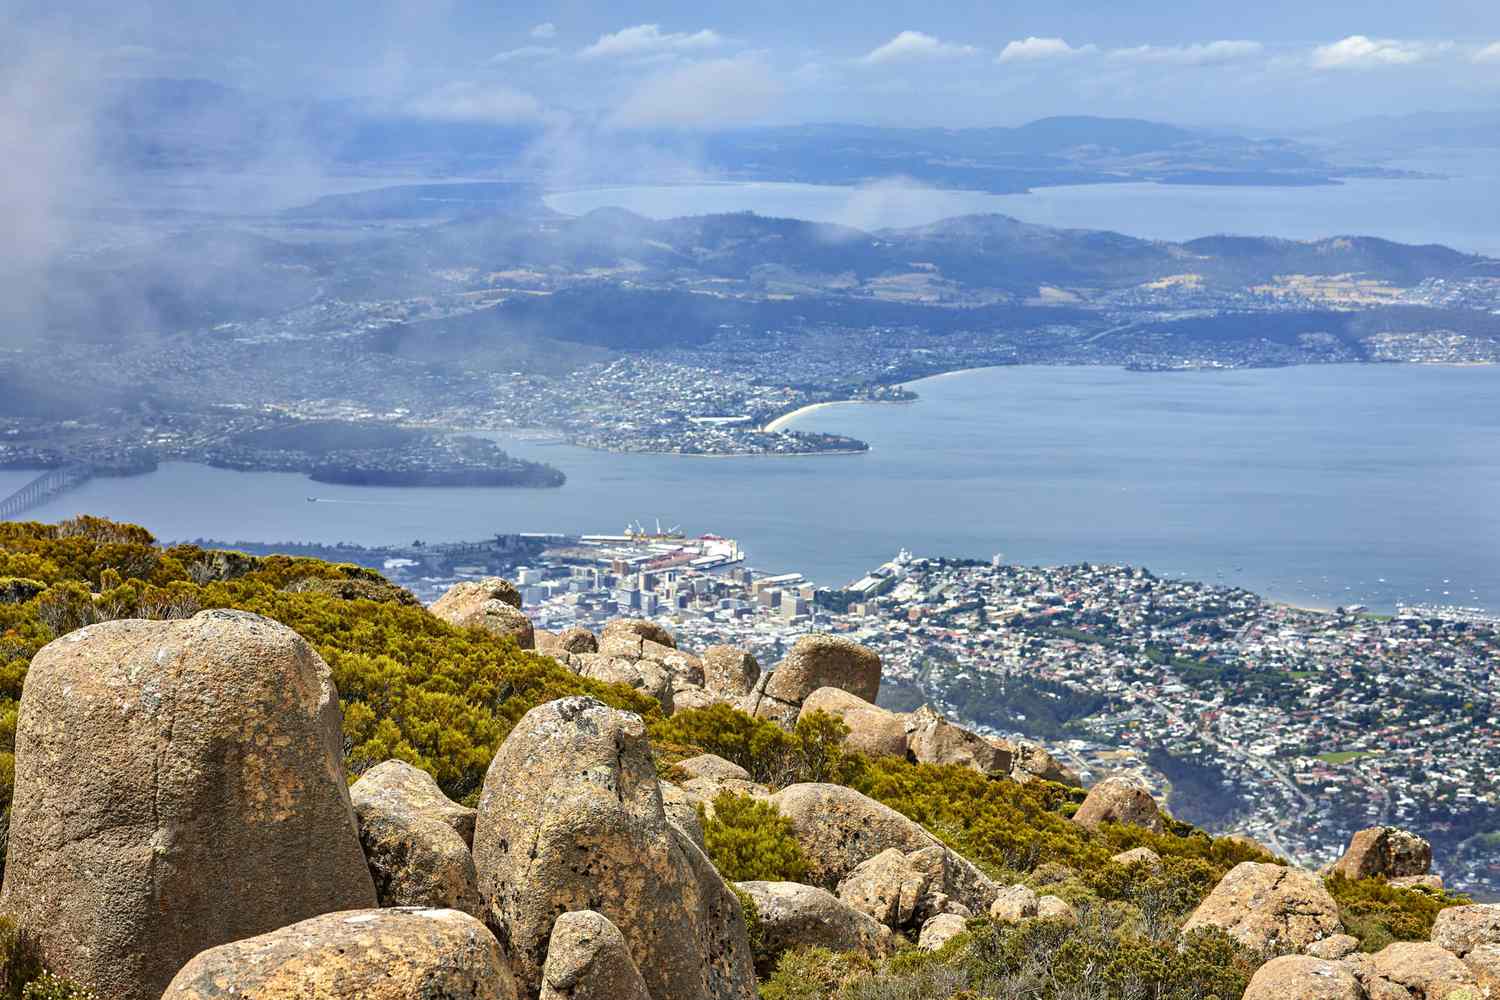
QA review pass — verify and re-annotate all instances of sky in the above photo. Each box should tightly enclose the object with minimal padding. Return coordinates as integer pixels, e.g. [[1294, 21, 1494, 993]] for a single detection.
[[7, 0, 1500, 131]]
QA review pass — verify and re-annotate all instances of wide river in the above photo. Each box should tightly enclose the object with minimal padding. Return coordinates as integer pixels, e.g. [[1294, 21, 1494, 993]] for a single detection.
[[11, 364, 1499, 613]]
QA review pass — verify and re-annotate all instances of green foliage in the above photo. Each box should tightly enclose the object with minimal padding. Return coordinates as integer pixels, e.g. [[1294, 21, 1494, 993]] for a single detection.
[[698, 792, 808, 883], [0, 917, 45, 1000], [18, 975, 96, 1000], [647, 704, 861, 788], [0, 519, 658, 818], [764, 916, 1254, 1000], [1325, 874, 1470, 951]]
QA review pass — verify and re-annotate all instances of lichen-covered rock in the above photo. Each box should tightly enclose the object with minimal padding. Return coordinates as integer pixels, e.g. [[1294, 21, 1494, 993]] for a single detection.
[[992, 737, 1082, 785], [0, 610, 377, 1000], [1330, 826, 1433, 880], [573, 654, 674, 713], [837, 848, 934, 930], [989, 885, 1038, 924], [431, 579, 533, 648], [767, 634, 880, 703], [1242, 955, 1364, 1000], [1433, 904, 1500, 957], [1307, 935, 1362, 960], [1391, 875, 1445, 891], [472, 697, 755, 1000], [769, 783, 997, 912], [670, 685, 719, 713], [351, 760, 481, 917], [661, 782, 707, 849], [677, 753, 752, 782], [160, 907, 515, 1000], [1071, 775, 1166, 833], [556, 626, 599, 654], [539, 910, 651, 1000], [703, 645, 761, 699], [799, 688, 908, 758], [1036, 895, 1077, 924], [1181, 862, 1343, 953], [735, 881, 893, 961], [752, 635, 880, 725], [601, 618, 676, 648], [905, 705, 1011, 774], [918, 913, 969, 951], [1360, 941, 1480, 999], [1111, 846, 1163, 870]]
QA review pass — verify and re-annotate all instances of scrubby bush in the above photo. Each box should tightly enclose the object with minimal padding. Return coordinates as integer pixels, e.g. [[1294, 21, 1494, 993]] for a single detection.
[[18, 975, 96, 1000], [699, 792, 808, 883], [649, 704, 862, 787], [1326, 874, 1469, 951]]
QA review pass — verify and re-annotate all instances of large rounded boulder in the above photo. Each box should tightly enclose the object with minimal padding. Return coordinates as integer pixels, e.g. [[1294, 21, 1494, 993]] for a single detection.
[[905, 705, 1011, 774], [703, 645, 761, 700], [539, 910, 651, 1000], [161, 907, 515, 999], [770, 783, 997, 912], [734, 881, 893, 964], [431, 579, 534, 648], [1071, 775, 1166, 833], [472, 697, 755, 1000], [1329, 825, 1433, 880], [799, 687, 907, 758], [350, 760, 482, 917], [1243, 955, 1363, 1000], [752, 635, 880, 726], [1181, 862, 1343, 953], [0, 610, 377, 1000]]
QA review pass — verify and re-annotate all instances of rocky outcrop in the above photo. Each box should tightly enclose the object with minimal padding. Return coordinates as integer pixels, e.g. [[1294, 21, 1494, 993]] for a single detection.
[[1071, 775, 1167, 833], [837, 848, 936, 931], [1329, 826, 1434, 880], [601, 618, 677, 648], [1352, 941, 1480, 999], [769, 783, 996, 912], [918, 913, 969, 951], [703, 645, 761, 700], [1111, 846, 1164, 870], [799, 687, 908, 758], [992, 737, 1082, 786], [905, 705, 1011, 774], [1242, 955, 1364, 1000], [472, 697, 755, 1000], [677, 753, 752, 782], [431, 579, 534, 648], [1181, 862, 1343, 953], [351, 760, 481, 917], [750, 635, 881, 726], [538, 910, 652, 1000], [1036, 895, 1077, 924], [0, 610, 377, 1000], [989, 885, 1038, 923], [160, 907, 516, 1000], [1432, 904, 1500, 990], [571, 653, 675, 713], [735, 881, 893, 962], [554, 626, 600, 654], [1306, 935, 1362, 960], [661, 782, 708, 848]]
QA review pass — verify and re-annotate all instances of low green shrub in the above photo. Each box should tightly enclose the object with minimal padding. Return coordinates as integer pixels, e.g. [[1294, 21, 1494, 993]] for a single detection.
[[1326, 874, 1470, 951], [699, 792, 808, 883]]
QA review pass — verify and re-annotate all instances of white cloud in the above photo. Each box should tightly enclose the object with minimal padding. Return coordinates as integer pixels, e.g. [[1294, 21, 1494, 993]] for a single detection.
[[580, 24, 724, 60], [1311, 35, 1434, 69], [1110, 40, 1263, 65], [997, 37, 1096, 63], [611, 57, 783, 128], [531, 22, 556, 40], [489, 45, 559, 65], [861, 31, 979, 65], [404, 82, 549, 124], [1475, 42, 1500, 64]]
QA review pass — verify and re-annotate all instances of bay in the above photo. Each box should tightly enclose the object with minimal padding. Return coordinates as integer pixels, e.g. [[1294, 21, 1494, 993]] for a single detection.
[[15, 364, 1500, 614], [545, 152, 1500, 255]]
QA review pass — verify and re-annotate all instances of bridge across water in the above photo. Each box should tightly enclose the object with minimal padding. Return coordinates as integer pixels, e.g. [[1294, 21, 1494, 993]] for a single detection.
[[0, 465, 94, 521]]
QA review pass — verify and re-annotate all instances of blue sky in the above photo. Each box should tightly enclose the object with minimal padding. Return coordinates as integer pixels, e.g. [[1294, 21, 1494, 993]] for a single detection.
[[11, 0, 1500, 129]]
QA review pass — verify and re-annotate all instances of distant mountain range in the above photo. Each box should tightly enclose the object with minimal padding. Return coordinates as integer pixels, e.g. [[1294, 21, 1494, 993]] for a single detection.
[[94, 78, 1450, 191]]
